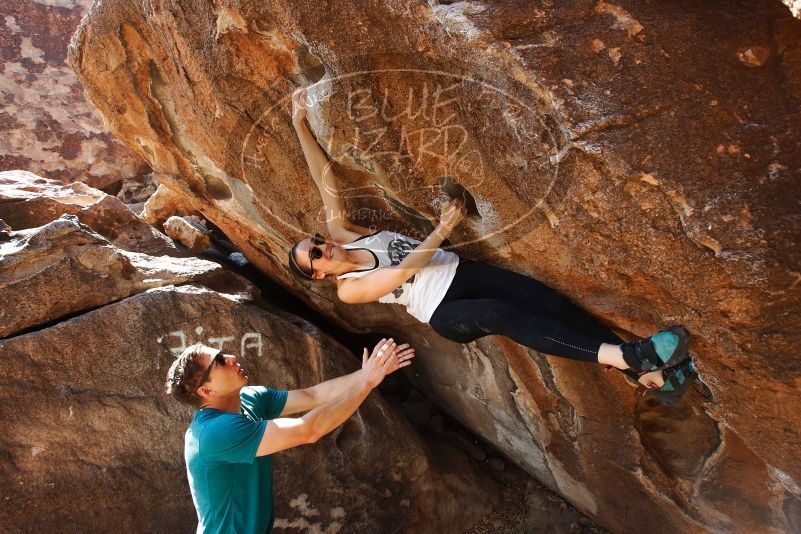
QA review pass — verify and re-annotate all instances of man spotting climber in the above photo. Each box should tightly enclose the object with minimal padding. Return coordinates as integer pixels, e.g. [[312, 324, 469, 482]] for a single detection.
[[165, 338, 415, 533]]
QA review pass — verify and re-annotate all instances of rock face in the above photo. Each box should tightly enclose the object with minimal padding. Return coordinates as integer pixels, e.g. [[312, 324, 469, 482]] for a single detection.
[[0, 214, 237, 337], [0, 170, 177, 256], [141, 182, 200, 228], [785, 0, 801, 18], [0, 0, 149, 190], [69, 1, 801, 532], [0, 285, 497, 533], [163, 215, 212, 253], [0, 175, 498, 533], [117, 172, 158, 214]]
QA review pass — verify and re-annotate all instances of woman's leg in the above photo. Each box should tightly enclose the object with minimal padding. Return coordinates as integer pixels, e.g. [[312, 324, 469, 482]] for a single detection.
[[448, 261, 564, 311], [445, 260, 624, 346], [453, 261, 614, 338], [436, 262, 689, 375], [429, 298, 604, 363], [429, 297, 670, 387]]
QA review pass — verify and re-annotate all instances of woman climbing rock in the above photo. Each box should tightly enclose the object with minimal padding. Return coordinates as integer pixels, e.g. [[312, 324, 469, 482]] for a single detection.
[[287, 86, 697, 403]]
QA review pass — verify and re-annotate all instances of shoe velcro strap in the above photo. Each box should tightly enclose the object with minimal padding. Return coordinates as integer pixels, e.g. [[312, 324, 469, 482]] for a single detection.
[[633, 340, 660, 369], [667, 370, 683, 389]]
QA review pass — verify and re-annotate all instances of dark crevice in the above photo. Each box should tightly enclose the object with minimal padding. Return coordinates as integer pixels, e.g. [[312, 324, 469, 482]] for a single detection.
[[1, 301, 111, 341], [296, 43, 326, 83]]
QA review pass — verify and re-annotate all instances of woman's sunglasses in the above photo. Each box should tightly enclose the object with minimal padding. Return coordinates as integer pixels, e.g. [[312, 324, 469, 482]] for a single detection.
[[305, 233, 326, 277]]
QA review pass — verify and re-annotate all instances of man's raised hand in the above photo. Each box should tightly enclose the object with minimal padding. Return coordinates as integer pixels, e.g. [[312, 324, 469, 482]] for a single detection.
[[386, 342, 415, 375], [361, 339, 416, 389], [361, 338, 397, 389]]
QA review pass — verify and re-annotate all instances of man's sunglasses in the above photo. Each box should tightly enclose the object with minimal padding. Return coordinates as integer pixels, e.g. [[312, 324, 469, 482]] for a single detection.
[[198, 350, 226, 387]]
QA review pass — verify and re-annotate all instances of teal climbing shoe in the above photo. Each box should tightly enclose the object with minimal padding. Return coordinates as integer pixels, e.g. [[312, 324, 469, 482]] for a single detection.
[[651, 358, 698, 405], [620, 326, 691, 373]]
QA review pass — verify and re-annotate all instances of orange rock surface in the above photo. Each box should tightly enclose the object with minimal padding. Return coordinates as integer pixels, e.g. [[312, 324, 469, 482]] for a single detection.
[[69, 1, 801, 531]]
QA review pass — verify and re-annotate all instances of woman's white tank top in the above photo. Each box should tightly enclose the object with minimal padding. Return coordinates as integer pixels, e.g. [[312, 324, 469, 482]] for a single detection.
[[336, 231, 459, 323]]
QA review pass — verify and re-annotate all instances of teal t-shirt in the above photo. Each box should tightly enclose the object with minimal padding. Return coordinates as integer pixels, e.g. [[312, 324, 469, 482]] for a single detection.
[[185, 386, 288, 534]]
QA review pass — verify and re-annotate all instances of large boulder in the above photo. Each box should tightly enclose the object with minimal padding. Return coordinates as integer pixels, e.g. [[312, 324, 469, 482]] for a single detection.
[[163, 215, 212, 253], [69, 1, 801, 532], [140, 182, 200, 228], [0, 214, 244, 338], [0, 0, 149, 190], [0, 170, 177, 256], [0, 284, 497, 533], [0, 170, 229, 337]]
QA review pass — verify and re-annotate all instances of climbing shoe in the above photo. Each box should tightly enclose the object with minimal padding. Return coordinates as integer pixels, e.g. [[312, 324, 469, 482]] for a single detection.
[[651, 358, 698, 405], [620, 326, 691, 373]]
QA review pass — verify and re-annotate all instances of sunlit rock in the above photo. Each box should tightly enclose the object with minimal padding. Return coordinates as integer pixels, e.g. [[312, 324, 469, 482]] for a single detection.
[[69, 1, 801, 531]]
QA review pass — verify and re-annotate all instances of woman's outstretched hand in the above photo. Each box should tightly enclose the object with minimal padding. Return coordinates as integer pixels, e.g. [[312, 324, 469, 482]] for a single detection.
[[437, 198, 467, 237], [361, 338, 396, 389], [292, 86, 308, 127]]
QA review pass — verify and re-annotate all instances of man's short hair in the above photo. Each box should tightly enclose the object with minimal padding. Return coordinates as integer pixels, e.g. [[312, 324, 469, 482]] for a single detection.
[[165, 343, 208, 407]]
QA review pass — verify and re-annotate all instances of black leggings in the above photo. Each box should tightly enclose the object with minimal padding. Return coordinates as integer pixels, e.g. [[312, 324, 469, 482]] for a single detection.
[[429, 260, 623, 362]]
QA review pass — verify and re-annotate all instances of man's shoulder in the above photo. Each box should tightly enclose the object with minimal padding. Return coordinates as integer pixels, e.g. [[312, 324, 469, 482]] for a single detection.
[[240, 386, 288, 420], [186, 410, 238, 463], [186, 408, 267, 465], [239, 385, 261, 397], [240, 385, 287, 401], [189, 409, 247, 438], [239, 385, 267, 403]]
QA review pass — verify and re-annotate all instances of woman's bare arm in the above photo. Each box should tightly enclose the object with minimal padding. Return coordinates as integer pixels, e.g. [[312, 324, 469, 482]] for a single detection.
[[292, 87, 369, 243], [337, 199, 466, 304]]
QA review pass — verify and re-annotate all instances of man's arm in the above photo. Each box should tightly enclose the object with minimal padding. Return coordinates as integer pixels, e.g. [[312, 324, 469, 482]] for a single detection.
[[255, 338, 398, 456], [280, 341, 416, 416], [292, 87, 368, 243]]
